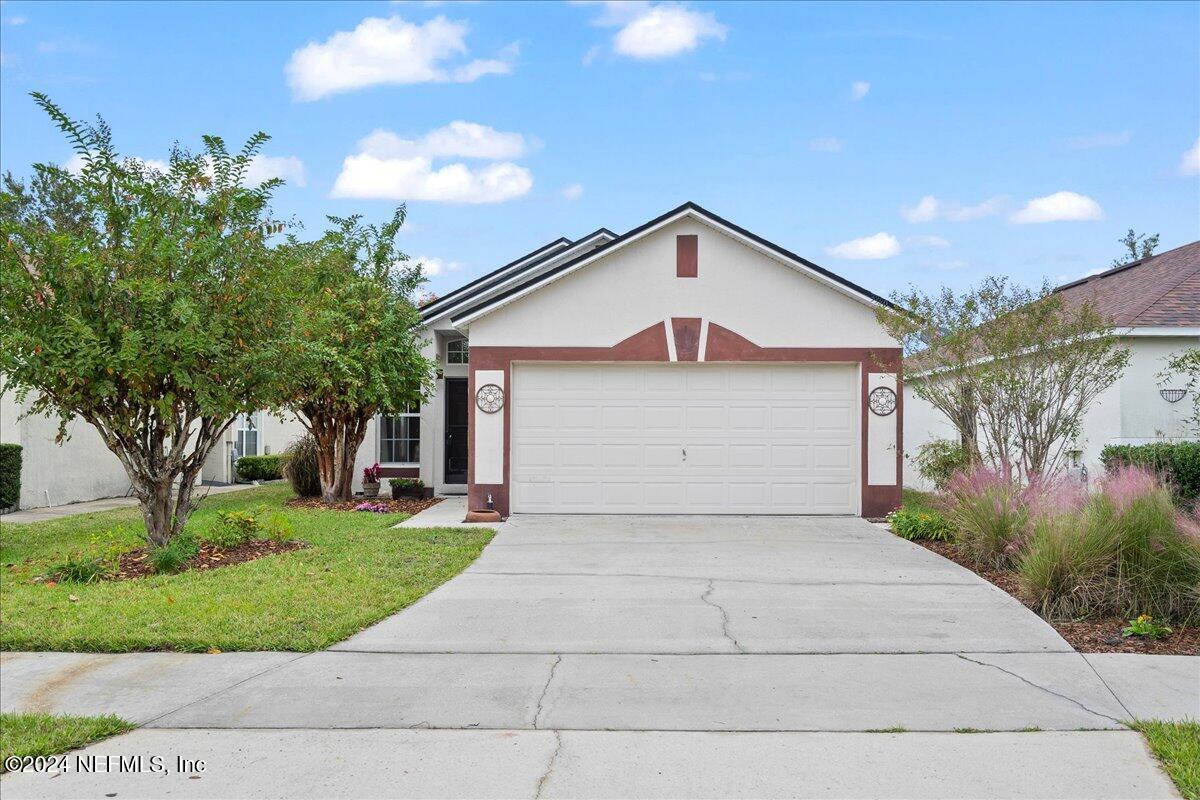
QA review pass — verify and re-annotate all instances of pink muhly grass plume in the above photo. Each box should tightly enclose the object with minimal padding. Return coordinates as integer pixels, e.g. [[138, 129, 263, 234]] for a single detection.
[[945, 465, 1010, 499], [1176, 507, 1200, 543], [1099, 464, 1162, 512], [1022, 472, 1089, 519]]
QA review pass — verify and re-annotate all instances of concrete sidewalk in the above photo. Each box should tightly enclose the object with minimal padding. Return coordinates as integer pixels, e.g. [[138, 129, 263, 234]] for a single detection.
[[0, 482, 266, 525]]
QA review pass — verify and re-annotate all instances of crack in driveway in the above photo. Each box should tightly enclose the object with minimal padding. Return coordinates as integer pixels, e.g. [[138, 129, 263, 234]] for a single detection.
[[954, 654, 1126, 725], [534, 730, 563, 798], [701, 580, 746, 653], [533, 655, 563, 729]]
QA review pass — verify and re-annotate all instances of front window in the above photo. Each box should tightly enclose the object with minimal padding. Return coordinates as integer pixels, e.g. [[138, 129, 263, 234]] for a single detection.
[[235, 413, 259, 458], [447, 338, 469, 365], [380, 404, 420, 464]]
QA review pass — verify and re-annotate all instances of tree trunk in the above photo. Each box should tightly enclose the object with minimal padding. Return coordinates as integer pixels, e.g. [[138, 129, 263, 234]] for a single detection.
[[306, 409, 372, 503]]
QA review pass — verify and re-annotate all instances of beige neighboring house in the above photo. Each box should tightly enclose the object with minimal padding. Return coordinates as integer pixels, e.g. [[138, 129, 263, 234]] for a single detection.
[[903, 240, 1200, 491]]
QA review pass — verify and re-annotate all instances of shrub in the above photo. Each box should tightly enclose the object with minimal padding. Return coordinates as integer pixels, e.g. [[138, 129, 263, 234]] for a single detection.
[[207, 510, 260, 549], [388, 477, 424, 489], [944, 467, 1029, 568], [888, 506, 954, 541], [235, 454, 282, 482], [1100, 442, 1200, 502], [148, 533, 198, 574], [281, 435, 321, 498], [1017, 466, 1200, 622], [913, 439, 970, 491], [263, 512, 294, 543], [47, 531, 125, 583], [0, 443, 21, 510]]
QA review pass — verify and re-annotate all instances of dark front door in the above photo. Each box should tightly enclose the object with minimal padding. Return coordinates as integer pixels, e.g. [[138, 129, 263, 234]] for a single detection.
[[444, 378, 468, 484]]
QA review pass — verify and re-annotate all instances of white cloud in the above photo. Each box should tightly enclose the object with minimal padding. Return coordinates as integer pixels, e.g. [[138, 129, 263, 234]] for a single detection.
[[331, 126, 532, 203], [6, 14, 28, 25], [561, 183, 584, 201], [416, 255, 463, 277], [1010, 191, 1104, 224], [825, 232, 901, 260], [358, 121, 530, 160], [579, 2, 726, 60], [909, 234, 950, 248], [245, 155, 307, 188], [1066, 131, 1131, 149], [900, 194, 1005, 223], [582, 44, 603, 65], [850, 80, 870, 100], [1181, 137, 1200, 176], [808, 137, 843, 153], [286, 15, 516, 101], [61, 154, 169, 174]]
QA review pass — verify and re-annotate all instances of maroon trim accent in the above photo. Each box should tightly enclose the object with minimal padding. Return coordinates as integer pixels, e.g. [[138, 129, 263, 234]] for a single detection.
[[671, 317, 702, 361], [676, 234, 698, 278], [378, 466, 418, 478], [470, 320, 902, 518]]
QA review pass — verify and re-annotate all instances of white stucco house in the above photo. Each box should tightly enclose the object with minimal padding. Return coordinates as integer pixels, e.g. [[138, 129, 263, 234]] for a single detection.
[[903, 240, 1200, 490], [4, 203, 907, 518]]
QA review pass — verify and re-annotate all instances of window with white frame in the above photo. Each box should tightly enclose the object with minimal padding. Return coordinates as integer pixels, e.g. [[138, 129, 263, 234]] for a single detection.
[[234, 412, 259, 459], [379, 404, 420, 464], [447, 338, 469, 365]]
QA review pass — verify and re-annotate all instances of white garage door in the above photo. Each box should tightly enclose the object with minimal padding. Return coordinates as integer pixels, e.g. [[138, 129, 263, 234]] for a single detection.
[[510, 363, 859, 514]]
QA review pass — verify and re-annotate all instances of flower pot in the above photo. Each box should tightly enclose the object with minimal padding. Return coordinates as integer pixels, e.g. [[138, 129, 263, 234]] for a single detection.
[[464, 509, 502, 523], [362, 481, 380, 499], [391, 485, 425, 500]]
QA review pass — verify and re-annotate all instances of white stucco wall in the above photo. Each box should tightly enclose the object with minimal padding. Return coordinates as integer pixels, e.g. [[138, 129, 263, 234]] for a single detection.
[[465, 217, 895, 349], [1, 388, 132, 510], [902, 333, 1199, 490], [201, 410, 309, 485], [868, 372, 899, 486]]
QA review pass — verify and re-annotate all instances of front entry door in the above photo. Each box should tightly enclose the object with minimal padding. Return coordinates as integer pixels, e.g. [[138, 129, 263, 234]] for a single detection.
[[444, 378, 468, 484]]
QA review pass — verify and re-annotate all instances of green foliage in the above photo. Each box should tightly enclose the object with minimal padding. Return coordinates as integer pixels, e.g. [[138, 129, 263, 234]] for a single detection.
[[388, 477, 424, 488], [1017, 511, 1117, 618], [207, 510, 260, 549], [912, 439, 969, 491], [147, 533, 198, 574], [1123, 614, 1173, 639], [0, 484, 493, 652], [0, 94, 301, 547], [1, 713, 134, 769], [1112, 229, 1160, 268], [0, 443, 20, 509], [944, 470, 1029, 569], [235, 454, 282, 482], [281, 435, 321, 497], [888, 506, 954, 541], [1101, 442, 1200, 502], [1132, 720, 1200, 800], [263, 512, 294, 543], [1160, 347, 1200, 433], [47, 531, 125, 583]]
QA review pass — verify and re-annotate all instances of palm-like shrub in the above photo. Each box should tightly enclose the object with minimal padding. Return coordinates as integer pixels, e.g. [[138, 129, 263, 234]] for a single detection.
[[281, 435, 321, 498]]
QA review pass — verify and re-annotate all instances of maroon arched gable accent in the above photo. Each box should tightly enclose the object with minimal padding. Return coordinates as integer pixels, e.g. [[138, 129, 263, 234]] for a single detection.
[[671, 318, 702, 361]]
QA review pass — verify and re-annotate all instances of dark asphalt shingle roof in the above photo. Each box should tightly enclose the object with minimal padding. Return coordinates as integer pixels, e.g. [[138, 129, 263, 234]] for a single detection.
[[1053, 240, 1200, 327]]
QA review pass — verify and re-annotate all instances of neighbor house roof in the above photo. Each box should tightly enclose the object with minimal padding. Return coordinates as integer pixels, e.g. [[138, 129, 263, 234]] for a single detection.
[[450, 201, 898, 327], [1053, 239, 1200, 327]]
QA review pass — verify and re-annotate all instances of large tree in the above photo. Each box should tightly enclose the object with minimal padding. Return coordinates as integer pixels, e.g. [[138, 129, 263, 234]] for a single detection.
[[284, 210, 435, 502], [880, 277, 1131, 481], [0, 95, 297, 546]]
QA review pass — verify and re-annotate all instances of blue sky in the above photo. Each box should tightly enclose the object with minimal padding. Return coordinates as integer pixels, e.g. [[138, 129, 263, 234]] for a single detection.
[[2, 1, 1198, 298]]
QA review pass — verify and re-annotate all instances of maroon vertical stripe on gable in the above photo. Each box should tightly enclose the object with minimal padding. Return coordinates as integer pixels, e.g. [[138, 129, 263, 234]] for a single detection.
[[676, 234, 698, 277], [672, 318, 702, 361]]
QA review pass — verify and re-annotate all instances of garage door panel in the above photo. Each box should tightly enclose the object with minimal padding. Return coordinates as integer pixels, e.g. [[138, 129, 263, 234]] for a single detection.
[[511, 364, 858, 514]]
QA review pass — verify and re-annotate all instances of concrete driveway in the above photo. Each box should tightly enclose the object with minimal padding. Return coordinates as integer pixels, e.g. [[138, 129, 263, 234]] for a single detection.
[[3, 514, 1190, 799]]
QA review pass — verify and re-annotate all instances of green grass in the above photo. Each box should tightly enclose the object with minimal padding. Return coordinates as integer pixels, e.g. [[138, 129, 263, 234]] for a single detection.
[[1, 713, 134, 770], [1132, 719, 1200, 800], [902, 488, 939, 514], [0, 485, 493, 652]]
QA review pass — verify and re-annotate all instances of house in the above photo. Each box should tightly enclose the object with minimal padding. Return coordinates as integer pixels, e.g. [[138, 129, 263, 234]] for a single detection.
[[383, 202, 904, 518], [4, 203, 905, 518], [903, 240, 1200, 490]]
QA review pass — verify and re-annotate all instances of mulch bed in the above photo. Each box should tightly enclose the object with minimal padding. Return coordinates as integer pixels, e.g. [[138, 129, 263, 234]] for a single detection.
[[914, 539, 1199, 655], [285, 496, 442, 516], [111, 538, 308, 581]]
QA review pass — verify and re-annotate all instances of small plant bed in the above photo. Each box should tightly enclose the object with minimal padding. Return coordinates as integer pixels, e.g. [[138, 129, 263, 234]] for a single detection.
[[103, 538, 307, 581], [285, 495, 441, 516], [913, 539, 1200, 654]]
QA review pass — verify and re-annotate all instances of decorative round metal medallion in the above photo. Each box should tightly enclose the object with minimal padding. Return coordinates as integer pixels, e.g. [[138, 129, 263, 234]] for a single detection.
[[868, 386, 897, 417], [476, 383, 505, 414]]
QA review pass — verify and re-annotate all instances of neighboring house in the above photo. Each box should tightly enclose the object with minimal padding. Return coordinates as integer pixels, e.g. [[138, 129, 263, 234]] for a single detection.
[[903, 240, 1200, 490], [393, 202, 904, 518], [4, 202, 906, 517]]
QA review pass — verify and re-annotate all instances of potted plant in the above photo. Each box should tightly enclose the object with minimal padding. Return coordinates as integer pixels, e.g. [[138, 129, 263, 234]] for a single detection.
[[389, 477, 428, 500], [362, 463, 382, 498]]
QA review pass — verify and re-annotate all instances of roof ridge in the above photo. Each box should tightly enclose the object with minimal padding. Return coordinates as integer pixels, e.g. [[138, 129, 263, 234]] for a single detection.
[[1053, 238, 1200, 293]]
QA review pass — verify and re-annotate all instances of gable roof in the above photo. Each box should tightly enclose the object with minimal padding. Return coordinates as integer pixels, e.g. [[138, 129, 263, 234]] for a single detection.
[[450, 202, 897, 327], [419, 228, 616, 324], [1053, 239, 1200, 327]]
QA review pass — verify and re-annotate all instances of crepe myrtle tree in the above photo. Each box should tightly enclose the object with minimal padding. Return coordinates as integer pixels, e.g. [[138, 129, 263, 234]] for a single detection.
[[879, 277, 1130, 481], [0, 94, 298, 547], [283, 208, 436, 502]]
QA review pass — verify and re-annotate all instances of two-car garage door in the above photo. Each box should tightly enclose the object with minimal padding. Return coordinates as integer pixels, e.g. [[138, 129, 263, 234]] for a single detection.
[[510, 363, 859, 514]]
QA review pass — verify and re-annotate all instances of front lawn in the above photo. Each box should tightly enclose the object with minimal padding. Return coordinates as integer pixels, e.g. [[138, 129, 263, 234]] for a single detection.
[[1, 713, 134, 770], [1133, 720, 1200, 800], [0, 485, 492, 652]]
